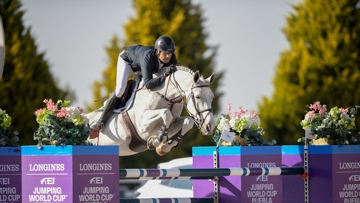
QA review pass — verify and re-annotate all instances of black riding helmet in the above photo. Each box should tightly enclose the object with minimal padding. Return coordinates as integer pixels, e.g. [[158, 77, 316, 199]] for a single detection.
[[155, 36, 175, 54]]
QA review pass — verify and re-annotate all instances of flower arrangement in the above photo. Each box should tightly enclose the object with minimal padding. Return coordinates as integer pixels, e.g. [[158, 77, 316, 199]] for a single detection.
[[299, 101, 360, 145], [34, 99, 91, 149], [213, 103, 276, 146], [0, 109, 20, 146]]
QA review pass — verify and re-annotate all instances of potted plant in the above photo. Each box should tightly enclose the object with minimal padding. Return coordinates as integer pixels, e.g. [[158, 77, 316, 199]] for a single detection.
[[0, 109, 21, 202], [0, 109, 19, 147], [299, 101, 360, 145], [212, 103, 276, 146], [33, 99, 91, 148]]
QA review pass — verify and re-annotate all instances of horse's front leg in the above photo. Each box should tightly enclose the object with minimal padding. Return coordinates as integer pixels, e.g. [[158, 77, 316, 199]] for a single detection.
[[156, 116, 194, 156], [137, 108, 173, 149]]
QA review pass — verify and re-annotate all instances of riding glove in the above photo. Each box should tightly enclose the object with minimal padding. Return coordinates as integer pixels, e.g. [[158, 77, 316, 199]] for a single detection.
[[164, 64, 177, 77]]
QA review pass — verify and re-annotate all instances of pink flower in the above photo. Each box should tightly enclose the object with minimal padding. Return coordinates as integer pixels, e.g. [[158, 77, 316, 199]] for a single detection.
[[308, 101, 327, 116], [238, 106, 247, 115], [77, 107, 83, 114], [339, 108, 348, 113], [56, 108, 66, 117], [34, 108, 44, 116], [45, 99, 57, 111], [306, 111, 317, 118], [227, 103, 232, 117]]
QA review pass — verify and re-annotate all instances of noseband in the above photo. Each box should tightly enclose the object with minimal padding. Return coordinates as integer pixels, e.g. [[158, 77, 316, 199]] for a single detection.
[[159, 74, 213, 129]]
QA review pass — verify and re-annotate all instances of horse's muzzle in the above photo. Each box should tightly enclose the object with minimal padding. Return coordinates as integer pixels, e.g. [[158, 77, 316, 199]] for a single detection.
[[202, 123, 215, 135]]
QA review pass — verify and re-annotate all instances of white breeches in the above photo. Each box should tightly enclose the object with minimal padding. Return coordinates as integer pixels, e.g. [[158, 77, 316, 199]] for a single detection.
[[115, 51, 134, 98]]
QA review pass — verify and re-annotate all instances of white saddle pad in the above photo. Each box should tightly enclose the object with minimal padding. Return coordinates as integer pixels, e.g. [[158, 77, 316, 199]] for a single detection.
[[113, 79, 140, 113]]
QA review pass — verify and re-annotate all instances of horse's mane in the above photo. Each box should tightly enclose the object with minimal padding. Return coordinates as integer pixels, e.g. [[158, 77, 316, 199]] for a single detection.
[[176, 65, 195, 75]]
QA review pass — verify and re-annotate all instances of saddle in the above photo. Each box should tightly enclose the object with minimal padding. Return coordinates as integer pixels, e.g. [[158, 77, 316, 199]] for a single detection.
[[89, 79, 136, 139], [117, 79, 136, 109], [90, 79, 148, 152]]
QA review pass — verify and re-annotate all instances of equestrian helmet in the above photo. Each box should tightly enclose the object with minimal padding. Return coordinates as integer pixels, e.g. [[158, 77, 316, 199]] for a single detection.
[[155, 36, 175, 54]]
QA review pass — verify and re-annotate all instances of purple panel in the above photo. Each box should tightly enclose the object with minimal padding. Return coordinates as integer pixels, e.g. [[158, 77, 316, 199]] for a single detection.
[[282, 154, 304, 203], [193, 156, 214, 198], [144, 169, 161, 177], [333, 154, 360, 202], [0, 148, 21, 203], [22, 155, 73, 203], [219, 155, 241, 203], [241, 149, 282, 203], [73, 155, 119, 203], [308, 154, 333, 202]]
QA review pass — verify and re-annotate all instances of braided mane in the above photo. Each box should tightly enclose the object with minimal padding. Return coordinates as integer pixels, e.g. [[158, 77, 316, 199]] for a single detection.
[[176, 65, 195, 75]]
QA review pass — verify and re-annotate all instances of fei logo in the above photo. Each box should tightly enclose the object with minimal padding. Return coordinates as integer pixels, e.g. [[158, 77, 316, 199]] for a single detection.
[[348, 175, 360, 181], [40, 177, 55, 184], [90, 177, 103, 184]]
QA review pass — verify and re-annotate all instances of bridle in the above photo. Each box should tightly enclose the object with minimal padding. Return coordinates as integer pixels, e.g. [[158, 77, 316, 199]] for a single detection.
[[157, 73, 213, 129]]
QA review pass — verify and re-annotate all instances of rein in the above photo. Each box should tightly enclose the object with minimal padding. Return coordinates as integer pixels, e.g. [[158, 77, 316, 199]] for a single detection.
[[155, 75, 183, 111], [158, 73, 213, 129]]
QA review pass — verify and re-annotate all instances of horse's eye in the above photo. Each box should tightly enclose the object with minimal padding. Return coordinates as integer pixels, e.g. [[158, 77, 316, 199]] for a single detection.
[[196, 95, 201, 99]]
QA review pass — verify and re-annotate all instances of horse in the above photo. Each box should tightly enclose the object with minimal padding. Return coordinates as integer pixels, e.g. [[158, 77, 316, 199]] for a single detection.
[[86, 66, 216, 156]]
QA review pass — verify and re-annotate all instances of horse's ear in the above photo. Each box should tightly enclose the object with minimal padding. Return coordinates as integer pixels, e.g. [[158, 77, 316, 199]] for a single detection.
[[194, 70, 200, 83], [206, 72, 215, 84]]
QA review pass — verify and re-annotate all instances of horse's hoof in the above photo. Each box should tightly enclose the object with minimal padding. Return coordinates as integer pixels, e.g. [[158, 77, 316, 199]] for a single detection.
[[156, 147, 167, 156]]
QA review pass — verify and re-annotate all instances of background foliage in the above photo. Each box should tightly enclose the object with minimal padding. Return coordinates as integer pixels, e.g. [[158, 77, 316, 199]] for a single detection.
[[258, 0, 360, 145], [0, 0, 74, 145]]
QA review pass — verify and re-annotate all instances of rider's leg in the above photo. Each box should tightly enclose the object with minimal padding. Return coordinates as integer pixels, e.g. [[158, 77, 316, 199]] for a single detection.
[[92, 92, 121, 129], [90, 52, 133, 130], [115, 51, 134, 99]]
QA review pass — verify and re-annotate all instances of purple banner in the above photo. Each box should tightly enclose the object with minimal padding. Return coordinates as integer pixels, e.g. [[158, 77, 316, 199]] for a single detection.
[[332, 149, 360, 203], [21, 146, 119, 203], [73, 155, 119, 203], [0, 147, 21, 203], [22, 155, 73, 203], [241, 147, 282, 203]]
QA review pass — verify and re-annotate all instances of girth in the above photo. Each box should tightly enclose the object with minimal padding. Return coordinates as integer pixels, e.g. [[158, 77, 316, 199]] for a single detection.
[[122, 110, 148, 153]]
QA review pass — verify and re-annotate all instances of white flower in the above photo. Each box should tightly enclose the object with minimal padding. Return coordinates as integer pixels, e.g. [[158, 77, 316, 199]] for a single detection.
[[218, 116, 231, 131], [229, 117, 240, 129], [239, 113, 259, 128], [65, 106, 81, 120], [304, 113, 312, 121]]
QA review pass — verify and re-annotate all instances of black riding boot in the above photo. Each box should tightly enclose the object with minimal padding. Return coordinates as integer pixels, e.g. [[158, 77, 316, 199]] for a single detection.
[[92, 92, 122, 130]]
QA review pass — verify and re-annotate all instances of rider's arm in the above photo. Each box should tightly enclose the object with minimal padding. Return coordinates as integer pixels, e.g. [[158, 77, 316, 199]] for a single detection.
[[141, 57, 165, 89]]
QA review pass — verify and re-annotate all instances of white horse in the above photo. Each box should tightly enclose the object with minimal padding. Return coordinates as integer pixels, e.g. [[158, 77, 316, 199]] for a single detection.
[[86, 66, 216, 156]]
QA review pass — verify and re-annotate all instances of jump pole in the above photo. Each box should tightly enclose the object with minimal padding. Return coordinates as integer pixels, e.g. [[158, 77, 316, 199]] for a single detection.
[[119, 167, 305, 179]]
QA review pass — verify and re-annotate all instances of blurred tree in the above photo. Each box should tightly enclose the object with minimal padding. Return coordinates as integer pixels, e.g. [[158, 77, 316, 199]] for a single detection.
[[0, 0, 74, 145], [258, 0, 360, 145], [86, 0, 224, 168]]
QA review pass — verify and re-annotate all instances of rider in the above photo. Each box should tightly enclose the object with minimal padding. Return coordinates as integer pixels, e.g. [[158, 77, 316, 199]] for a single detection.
[[90, 36, 178, 131]]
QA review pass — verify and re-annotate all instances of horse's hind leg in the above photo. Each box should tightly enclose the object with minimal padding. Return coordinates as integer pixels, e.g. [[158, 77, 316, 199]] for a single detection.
[[156, 116, 194, 156]]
